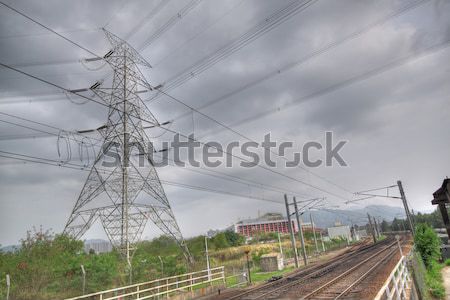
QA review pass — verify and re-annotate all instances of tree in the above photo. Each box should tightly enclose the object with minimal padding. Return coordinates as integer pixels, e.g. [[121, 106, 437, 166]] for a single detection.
[[224, 231, 245, 247], [414, 223, 441, 268], [210, 233, 229, 249], [380, 220, 390, 232]]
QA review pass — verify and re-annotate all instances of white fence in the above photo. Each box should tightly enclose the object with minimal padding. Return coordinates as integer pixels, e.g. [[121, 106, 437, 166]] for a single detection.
[[65, 266, 225, 300], [374, 256, 410, 300]]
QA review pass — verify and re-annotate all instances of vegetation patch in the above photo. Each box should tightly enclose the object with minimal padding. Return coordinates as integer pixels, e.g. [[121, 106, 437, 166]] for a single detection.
[[414, 223, 445, 299]]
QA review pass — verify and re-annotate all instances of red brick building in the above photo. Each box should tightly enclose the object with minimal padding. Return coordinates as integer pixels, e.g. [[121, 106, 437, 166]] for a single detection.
[[233, 213, 319, 237], [234, 219, 297, 236]]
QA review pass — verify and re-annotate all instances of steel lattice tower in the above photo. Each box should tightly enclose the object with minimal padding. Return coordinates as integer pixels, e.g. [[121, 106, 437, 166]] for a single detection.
[[64, 29, 192, 263]]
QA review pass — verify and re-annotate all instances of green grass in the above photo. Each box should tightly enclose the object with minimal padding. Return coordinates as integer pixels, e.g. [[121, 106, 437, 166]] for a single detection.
[[250, 267, 294, 283], [445, 259, 450, 266], [425, 261, 445, 299], [225, 266, 294, 287]]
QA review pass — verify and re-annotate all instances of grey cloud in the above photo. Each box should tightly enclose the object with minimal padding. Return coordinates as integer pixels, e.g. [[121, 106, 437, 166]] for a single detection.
[[0, 0, 449, 246]]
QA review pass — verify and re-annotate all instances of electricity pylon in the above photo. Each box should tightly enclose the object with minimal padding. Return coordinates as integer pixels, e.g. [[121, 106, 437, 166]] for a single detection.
[[64, 29, 192, 264]]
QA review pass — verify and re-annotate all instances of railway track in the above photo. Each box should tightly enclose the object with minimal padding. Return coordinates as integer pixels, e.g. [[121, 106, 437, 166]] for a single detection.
[[300, 242, 398, 299], [224, 236, 402, 300]]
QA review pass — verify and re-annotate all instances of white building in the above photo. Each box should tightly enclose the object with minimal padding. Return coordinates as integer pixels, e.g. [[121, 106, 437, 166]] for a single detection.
[[327, 225, 351, 240]]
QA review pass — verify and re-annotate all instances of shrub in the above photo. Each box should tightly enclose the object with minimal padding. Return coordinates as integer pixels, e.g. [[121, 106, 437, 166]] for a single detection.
[[414, 223, 441, 268]]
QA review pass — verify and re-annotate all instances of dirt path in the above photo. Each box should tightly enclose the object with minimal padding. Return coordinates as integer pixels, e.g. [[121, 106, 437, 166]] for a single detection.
[[442, 266, 450, 300]]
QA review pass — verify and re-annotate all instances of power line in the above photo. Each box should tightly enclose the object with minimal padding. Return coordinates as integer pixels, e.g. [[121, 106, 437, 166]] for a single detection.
[[166, 0, 430, 124], [197, 37, 450, 140], [0, 150, 285, 204], [153, 0, 246, 67], [77, 0, 204, 91], [157, 88, 353, 195], [122, 0, 172, 41], [147, 0, 318, 102], [0, 0, 424, 197], [0, 1, 101, 58], [158, 122, 350, 201], [0, 0, 429, 197], [0, 28, 100, 40], [138, 0, 203, 50], [0, 60, 349, 201], [6, 27, 447, 203], [1, 0, 343, 195], [0, 5, 353, 201], [0, 111, 314, 200]]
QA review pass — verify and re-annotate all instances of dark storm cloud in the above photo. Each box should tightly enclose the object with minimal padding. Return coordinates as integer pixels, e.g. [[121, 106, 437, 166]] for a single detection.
[[0, 0, 449, 245]]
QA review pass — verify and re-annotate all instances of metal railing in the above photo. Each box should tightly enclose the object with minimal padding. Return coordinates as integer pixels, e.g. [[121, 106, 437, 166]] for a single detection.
[[374, 256, 410, 300], [64, 266, 225, 300]]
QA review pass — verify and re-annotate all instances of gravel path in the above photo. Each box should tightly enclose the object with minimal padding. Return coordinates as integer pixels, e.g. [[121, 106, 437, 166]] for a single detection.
[[442, 266, 450, 300]]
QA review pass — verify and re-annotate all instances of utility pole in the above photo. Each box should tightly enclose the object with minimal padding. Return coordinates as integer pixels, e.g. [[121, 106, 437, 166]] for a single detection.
[[372, 216, 380, 238], [284, 194, 299, 268], [277, 232, 283, 258], [293, 197, 308, 266], [310, 213, 319, 254], [367, 213, 377, 243], [205, 236, 211, 281], [397, 180, 415, 236], [320, 232, 326, 252]]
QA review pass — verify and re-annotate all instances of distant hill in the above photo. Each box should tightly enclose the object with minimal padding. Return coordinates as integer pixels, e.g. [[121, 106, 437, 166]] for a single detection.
[[1, 239, 113, 254], [306, 205, 405, 229], [0, 244, 20, 253], [84, 239, 112, 253]]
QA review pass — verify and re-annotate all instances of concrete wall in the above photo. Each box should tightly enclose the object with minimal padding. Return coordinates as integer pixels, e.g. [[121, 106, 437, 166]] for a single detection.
[[260, 253, 283, 272]]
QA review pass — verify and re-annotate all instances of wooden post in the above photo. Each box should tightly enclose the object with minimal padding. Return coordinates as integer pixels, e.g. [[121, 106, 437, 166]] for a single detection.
[[310, 213, 319, 254], [367, 213, 377, 243], [166, 278, 169, 296], [244, 250, 252, 285]]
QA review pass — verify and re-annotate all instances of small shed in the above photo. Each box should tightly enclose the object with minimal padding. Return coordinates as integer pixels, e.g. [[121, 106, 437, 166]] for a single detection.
[[431, 179, 450, 259], [260, 253, 283, 272], [431, 179, 450, 240]]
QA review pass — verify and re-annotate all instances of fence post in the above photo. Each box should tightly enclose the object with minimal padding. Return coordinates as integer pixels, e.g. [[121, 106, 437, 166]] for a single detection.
[[222, 267, 226, 287], [6, 274, 10, 300], [80, 265, 86, 295], [166, 278, 169, 295], [137, 285, 140, 299]]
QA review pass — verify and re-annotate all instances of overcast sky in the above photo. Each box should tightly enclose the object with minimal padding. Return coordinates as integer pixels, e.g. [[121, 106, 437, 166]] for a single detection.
[[0, 0, 449, 246]]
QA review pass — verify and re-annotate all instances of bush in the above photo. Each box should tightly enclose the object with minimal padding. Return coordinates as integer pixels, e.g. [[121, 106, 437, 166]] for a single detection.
[[414, 223, 441, 268], [425, 260, 445, 298], [445, 259, 450, 266]]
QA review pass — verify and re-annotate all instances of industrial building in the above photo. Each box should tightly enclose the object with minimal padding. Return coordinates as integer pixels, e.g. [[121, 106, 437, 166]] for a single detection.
[[233, 213, 317, 237]]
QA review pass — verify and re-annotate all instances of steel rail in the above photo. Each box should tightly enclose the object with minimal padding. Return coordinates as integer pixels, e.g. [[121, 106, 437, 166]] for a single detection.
[[302, 240, 399, 299], [334, 248, 398, 299], [227, 238, 394, 300]]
